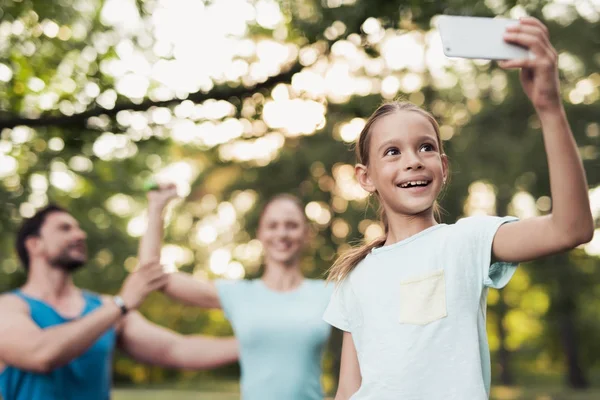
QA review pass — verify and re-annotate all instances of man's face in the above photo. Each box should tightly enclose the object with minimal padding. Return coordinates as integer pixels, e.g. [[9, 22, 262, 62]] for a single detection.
[[31, 212, 88, 272]]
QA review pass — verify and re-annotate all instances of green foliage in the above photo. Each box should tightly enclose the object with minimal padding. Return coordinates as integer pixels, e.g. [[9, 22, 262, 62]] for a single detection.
[[0, 0, 598, 390]]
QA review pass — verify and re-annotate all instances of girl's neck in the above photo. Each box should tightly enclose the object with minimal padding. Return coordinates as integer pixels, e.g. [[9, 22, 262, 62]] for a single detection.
[[261, 261, 304, 292], [384, 210, 438, 247]]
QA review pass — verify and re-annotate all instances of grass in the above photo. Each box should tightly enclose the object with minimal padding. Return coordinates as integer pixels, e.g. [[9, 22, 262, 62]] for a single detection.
[[113, 385, 600, 400], [491, 386, 600, 400], [114, 390, 238, 400]]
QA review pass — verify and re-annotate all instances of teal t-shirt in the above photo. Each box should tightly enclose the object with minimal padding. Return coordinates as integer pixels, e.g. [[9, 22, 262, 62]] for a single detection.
[[216, 278, 333, 400], [0, 290, 115, 400]]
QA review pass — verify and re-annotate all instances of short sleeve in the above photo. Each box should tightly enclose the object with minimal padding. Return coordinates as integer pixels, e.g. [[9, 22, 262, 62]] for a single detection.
[[322, 279, 354, 332], [459, 215, 519, 289], [215, 279, 244, 321]]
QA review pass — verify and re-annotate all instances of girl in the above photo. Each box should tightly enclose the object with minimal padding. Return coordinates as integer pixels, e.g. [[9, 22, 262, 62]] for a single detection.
[[139, 189, 334, 400], [324, 17, 593, 399]]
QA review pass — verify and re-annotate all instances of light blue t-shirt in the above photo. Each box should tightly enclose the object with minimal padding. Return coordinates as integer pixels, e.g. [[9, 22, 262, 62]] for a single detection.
[[216, 278, 334, 400], [323, 216, 519, 400]]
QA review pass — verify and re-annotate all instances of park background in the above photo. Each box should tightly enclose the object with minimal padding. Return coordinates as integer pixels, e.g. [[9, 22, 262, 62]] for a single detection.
[[0, 0, 599, 398]]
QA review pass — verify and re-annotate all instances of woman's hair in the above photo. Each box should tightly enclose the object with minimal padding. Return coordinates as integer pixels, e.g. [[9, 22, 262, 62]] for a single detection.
[[327, 101, 446, 283], [257, 194, 307, 227]]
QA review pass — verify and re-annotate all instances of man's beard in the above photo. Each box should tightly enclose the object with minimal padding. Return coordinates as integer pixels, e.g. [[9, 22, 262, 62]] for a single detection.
[[50, 248, 86, 272]]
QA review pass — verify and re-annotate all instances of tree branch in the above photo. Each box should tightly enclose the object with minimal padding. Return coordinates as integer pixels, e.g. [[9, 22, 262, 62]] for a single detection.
[[0, 62, 304, 130]]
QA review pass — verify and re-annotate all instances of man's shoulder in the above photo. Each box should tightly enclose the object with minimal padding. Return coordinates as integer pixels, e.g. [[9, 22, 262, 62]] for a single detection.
[[0, 291, 29, 316]]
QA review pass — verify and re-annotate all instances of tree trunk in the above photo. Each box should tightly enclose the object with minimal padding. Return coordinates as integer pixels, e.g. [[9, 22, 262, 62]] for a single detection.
[[495, 195, 513, 385], [497, 293, 514, 385], [328, 328, 344, 394], [558, 299, 588, 388]]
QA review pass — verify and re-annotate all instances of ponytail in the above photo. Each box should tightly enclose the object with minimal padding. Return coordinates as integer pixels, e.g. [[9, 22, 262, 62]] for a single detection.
[[327, 204, 388, 283]]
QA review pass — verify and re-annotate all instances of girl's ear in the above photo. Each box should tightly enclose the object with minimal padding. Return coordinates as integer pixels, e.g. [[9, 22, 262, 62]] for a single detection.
[[356, 163, 376, 193], [441, 154, 449, 184]]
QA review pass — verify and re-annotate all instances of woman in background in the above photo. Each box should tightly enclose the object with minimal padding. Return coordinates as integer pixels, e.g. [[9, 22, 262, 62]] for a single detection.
[[139, 186, 334, 400]]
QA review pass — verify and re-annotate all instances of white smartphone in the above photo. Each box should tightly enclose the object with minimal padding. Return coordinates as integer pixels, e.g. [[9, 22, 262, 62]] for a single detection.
[[437, 15, 532, 60]]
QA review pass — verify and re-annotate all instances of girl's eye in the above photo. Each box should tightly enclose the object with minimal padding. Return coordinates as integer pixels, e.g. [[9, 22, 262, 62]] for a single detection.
[[384, 147, 400, 156], [420, 143, 435, 152]]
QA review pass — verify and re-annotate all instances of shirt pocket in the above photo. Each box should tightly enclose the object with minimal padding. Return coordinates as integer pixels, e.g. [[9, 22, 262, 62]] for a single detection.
[[398, 269, 447, 325]]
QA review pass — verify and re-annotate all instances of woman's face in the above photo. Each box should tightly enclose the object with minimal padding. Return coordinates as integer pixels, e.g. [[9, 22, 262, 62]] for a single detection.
[[257, 199, 308, 267]]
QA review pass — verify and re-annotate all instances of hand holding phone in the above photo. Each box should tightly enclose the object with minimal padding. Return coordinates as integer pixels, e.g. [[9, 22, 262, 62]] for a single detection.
[[437, 15, 533, 61]]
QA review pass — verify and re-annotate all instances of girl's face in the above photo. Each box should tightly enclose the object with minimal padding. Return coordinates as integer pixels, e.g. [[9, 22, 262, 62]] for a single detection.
[[257, 199, 308, 267], [356, 110, 448, 217]]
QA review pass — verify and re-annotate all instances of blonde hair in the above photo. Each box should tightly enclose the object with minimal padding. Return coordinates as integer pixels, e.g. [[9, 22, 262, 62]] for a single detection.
[[327, 101, 446, 283]]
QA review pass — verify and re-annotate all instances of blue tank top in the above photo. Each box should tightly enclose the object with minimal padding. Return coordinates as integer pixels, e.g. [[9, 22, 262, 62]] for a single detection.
[[0, 290, 116, 400]]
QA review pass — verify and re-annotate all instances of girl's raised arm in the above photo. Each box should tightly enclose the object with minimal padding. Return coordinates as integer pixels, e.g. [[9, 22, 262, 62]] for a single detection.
[[492, 17, 593, 263]]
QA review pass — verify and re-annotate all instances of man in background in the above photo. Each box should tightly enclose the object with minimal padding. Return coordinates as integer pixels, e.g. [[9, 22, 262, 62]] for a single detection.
[[0, 204, 238, 400]]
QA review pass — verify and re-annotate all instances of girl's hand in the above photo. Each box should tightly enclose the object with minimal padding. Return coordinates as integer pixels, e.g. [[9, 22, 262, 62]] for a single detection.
[[499, 17, 561, 113]]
